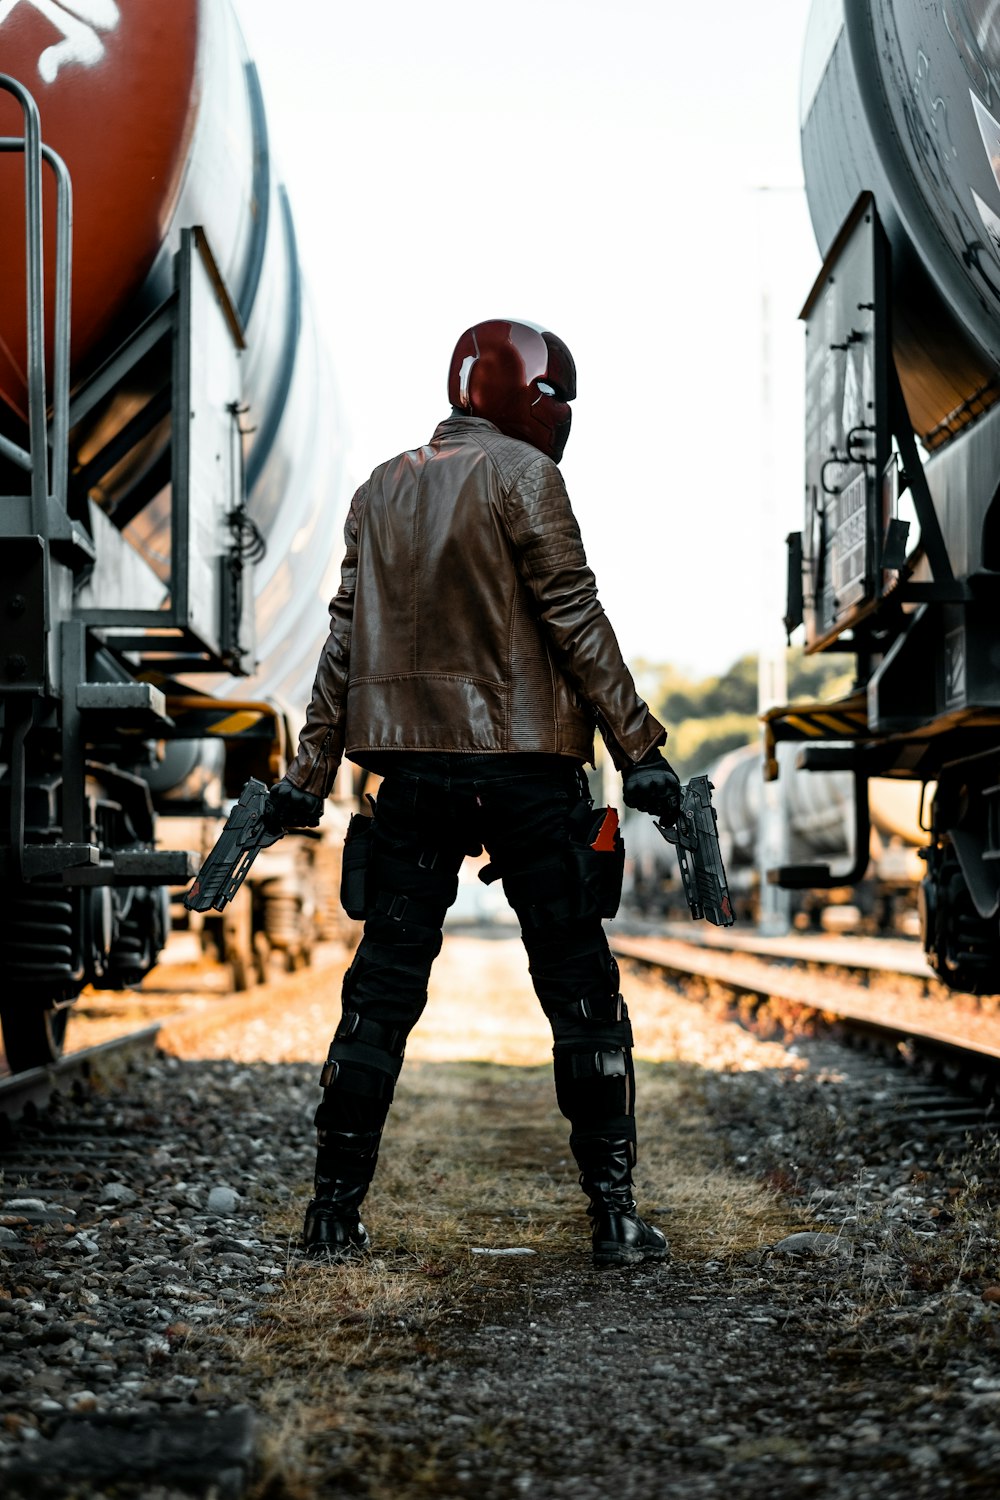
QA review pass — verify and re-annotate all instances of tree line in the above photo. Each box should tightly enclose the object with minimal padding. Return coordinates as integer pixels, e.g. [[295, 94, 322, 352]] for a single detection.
[[632, 649, 854, 779]]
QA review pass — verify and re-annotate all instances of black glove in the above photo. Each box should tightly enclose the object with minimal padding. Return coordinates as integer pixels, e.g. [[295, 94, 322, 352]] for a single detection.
[[268, 778, 325, 829], [621, 750, 682, 826]]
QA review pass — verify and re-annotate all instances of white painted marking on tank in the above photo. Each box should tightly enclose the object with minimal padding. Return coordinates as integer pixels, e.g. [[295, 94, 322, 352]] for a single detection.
[[0, 0, 120, 83], [972, 187, 1000, 259]]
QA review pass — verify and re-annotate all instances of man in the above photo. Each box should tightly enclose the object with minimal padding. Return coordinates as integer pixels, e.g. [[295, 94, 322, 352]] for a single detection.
[[270, 319, 681, 1267]]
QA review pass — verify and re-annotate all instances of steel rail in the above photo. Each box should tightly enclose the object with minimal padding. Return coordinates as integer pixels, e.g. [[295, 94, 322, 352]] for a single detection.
[[611, 919, 934, 981], [0, 950, 344, 1119], [0, 1023, 163, 1121], [610, 932, 1000, 1079]]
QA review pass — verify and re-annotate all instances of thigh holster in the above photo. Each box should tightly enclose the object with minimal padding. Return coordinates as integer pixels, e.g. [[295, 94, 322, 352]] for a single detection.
[[565, 804, 626, 920], [495, 804, 624, 938], [340, 812, 375, 920], [368, 840, 458, 922]]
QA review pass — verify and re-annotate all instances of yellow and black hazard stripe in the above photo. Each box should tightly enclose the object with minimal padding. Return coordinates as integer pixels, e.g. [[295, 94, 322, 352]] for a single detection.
[[761, 692, 870, 781], [763, 691, 869, 745], [771, 706, 870, 741], [161, 695, 291, 793], [163, 695, 288, 747]]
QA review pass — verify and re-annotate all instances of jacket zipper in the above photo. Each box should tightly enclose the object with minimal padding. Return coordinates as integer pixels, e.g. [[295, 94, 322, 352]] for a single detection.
[[307, 728, 334, 793]]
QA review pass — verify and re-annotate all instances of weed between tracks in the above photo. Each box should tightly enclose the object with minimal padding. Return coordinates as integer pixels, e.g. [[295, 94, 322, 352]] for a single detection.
[[225, 1056, 793, 1496], [829, 1143, 1000, 1368]]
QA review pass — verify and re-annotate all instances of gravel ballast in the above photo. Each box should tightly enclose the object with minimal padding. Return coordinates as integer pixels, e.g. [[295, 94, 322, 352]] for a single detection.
[[1, 933, 999, 1497]]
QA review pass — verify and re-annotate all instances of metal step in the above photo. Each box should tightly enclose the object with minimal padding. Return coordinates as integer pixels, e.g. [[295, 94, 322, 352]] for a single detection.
[[76, 681, 172, 729]]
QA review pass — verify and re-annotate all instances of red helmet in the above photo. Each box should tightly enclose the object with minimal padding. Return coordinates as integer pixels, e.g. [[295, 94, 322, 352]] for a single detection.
[[448, 319, 576, 463]]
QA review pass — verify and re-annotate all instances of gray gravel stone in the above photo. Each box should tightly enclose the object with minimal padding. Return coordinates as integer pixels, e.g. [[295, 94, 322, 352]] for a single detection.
[[64, 1234, 100, 1256], [100, 1183, 139, 1207], [206, 1187, 240, 1215], [771, 1231, 851, 1257], [3, 1406, 256, 1498]]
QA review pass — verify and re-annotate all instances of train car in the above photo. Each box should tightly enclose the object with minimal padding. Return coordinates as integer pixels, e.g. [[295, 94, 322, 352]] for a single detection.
[[769, 0, 1000, 991], [622, 743, 923, 932], [0, 0, 346, 1069]]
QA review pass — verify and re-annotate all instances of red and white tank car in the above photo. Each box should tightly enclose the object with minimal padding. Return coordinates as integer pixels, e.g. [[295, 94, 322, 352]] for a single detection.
[[0, 0, 347, 1067]]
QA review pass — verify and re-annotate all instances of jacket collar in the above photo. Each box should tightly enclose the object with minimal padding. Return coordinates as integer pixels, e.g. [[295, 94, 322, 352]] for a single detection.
[[431, 413, 501, 442]]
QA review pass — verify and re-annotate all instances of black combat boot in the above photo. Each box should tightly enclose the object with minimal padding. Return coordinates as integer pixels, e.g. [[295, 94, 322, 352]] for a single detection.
[[576, 1139, 669, 1268], [302, 1129, 380, 1261]]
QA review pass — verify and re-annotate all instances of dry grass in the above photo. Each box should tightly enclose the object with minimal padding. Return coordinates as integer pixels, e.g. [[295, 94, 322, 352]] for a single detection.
[[180, 933, 805, 1494], [230, 936, 803, 1488], [239, 1062, 797, 1493]]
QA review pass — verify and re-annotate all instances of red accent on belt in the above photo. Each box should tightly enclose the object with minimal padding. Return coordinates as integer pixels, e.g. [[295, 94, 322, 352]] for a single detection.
[[591, 808, 619, 852]]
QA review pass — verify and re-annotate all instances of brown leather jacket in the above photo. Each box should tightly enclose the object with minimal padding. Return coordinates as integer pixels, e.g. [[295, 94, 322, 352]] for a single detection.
[[285, 415, 666, 797]]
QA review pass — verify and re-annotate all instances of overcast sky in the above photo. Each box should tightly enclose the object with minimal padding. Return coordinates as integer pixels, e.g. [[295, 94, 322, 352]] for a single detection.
[[233, 0, 819, 678]]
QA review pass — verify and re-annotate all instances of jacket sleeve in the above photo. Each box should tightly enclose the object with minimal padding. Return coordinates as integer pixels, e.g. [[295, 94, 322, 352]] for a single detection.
[[284, 483, 366, 797], [502, 455, 667, 769]]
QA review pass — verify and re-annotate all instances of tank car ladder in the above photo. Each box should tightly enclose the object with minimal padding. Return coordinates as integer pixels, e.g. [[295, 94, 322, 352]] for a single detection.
[[0, 73, 98, 883], [0, 75, 183, 885]]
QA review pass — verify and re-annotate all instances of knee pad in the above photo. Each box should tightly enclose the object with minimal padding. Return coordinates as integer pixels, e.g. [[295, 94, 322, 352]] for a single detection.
[[549, 995, 636, 1143], [545, 988, 631, 1037], [315, 1007, 408, 1130]]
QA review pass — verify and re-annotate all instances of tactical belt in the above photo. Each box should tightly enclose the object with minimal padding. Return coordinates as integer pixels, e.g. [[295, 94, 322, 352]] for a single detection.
[[371, 889, 447, 927]]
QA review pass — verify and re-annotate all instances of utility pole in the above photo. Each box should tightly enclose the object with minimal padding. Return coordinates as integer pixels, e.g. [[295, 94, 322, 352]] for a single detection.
[[753, 189, 800, 936], [757, 644, 791, 935]]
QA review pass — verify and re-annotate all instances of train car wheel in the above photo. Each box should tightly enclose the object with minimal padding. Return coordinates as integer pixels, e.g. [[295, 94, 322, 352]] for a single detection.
[[0, 999, 71, 1074], [252, 931, 271, 985], [228, 950, 252, 992]]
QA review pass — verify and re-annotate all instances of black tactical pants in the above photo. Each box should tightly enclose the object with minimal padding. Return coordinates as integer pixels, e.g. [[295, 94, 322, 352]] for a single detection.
[[315, 754, 635, 1190]]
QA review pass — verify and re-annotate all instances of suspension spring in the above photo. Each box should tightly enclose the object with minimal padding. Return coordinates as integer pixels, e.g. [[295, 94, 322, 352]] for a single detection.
[[3, 891, 75, 982], [264, 891, 302, 949]]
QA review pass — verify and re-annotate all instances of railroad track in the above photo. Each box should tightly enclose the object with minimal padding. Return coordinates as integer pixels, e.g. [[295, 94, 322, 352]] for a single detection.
[[0, 928, 351, 1107], [0, 950, 342, 1121], [609, 925, 1000, 1100], [0, 1026, 164, 1124], [3, 935, 1000, 1496], [0, 994, 251, 1122]]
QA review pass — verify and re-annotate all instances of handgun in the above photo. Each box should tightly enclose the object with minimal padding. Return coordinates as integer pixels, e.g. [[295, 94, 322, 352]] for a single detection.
[[655, 774, 734, 926], [183, 778, 283, 913]]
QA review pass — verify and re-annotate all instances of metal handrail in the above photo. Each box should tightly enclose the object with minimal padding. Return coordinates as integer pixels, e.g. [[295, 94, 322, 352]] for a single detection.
[[0, 75, 46, 529], [0, 75, 73, 528], [0, 420, 32, 474], [45, 142, 71, 514]]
